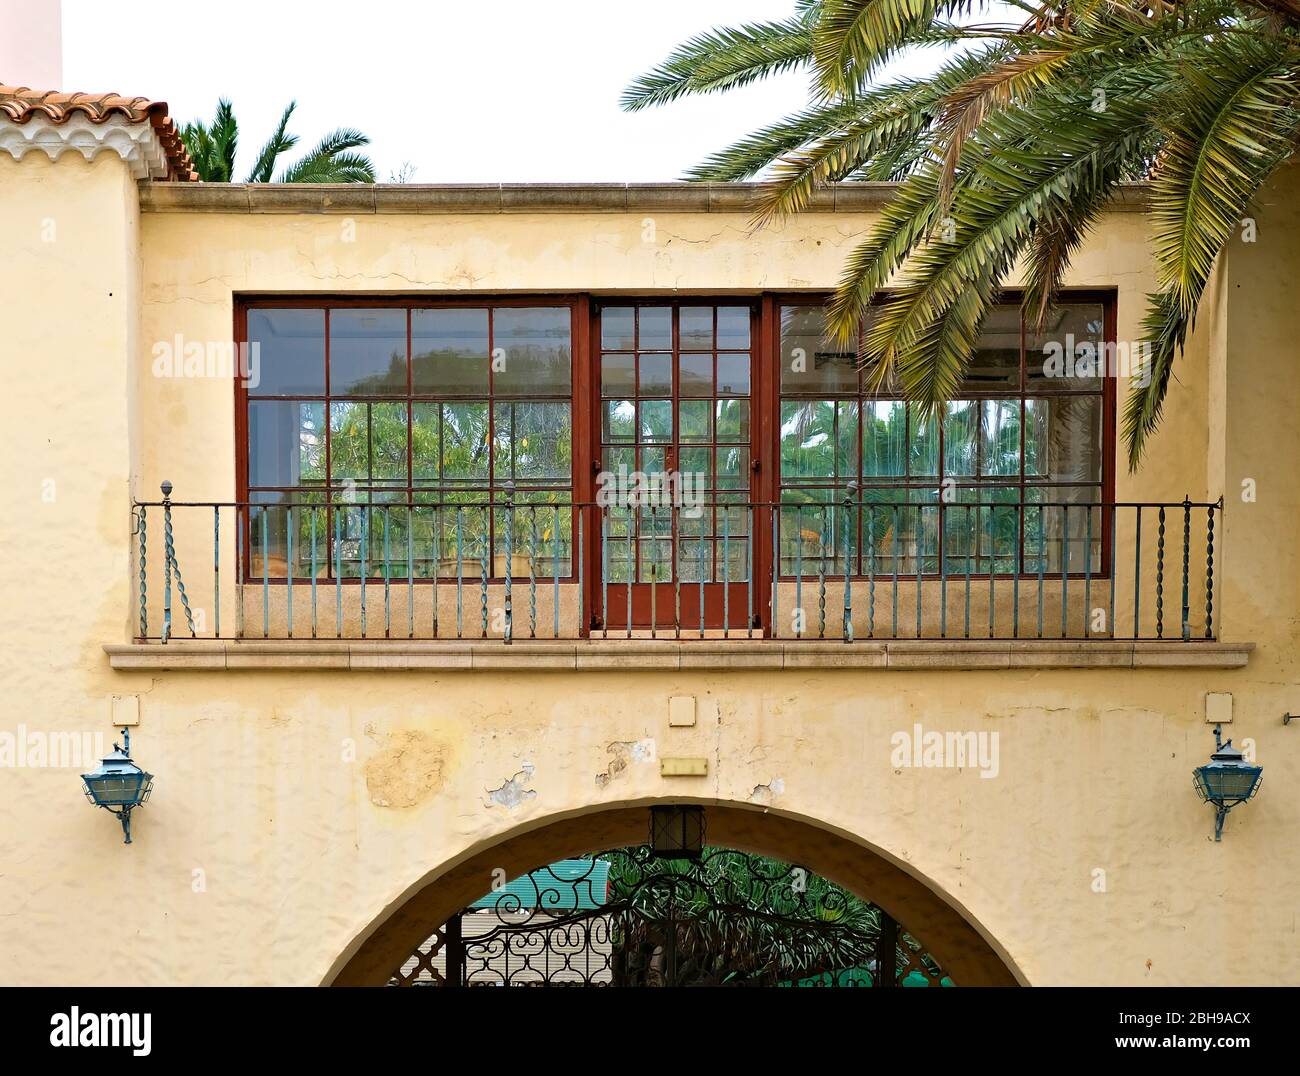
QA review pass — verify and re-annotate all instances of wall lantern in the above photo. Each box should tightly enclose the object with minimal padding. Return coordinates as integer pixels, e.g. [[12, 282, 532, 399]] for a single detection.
[[650, 805, 705, 859], [1192, 725, 1262, 842], [81, 728, 154, 844]]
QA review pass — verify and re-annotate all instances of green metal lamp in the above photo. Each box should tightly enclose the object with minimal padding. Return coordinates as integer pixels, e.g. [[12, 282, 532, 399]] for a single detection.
[[1192, 725, 1262, 842], [81, 728, 154, 844]]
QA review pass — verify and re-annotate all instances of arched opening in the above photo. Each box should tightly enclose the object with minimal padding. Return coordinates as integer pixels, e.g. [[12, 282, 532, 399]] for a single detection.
[[326, 802, 1024, 987]]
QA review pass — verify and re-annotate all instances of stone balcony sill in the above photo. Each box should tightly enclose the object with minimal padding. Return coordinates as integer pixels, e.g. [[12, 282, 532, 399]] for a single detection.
[[104, 639, 1253, 672]]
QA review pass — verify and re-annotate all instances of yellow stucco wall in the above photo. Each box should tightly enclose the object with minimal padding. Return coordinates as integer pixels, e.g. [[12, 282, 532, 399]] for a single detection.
[[2, 153, 1298, 986]]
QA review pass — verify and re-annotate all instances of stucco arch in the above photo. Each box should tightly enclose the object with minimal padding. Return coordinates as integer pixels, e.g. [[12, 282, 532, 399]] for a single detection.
[[325, 799, 1026, 987]]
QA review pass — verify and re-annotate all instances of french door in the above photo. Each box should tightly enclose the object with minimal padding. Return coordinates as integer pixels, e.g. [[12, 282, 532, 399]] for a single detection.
[[592, 302, 764, 633]]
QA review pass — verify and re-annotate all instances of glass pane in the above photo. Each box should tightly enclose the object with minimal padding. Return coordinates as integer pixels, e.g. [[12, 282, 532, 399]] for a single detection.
[[639, 400, 672, 443], [715, 399, 750, 442], [330, 309, 407, 394], [679, 399, 711, 443], [717, 306, 751, 349], [329, 401, 408, 483], [943, 401, 978, 477], [964, 304, 1020, 392], [441, 402, 490, 481], [638, 353, 673, 396], [602, 307, 635, 350], [412, 308, 488, 394], [412, 402, 440, 481], [1025, 488, 1101, 573], [247, 308, 325, 396], [1027, 303, 1106, 390], [638, 306, 672, 350], [716, 353, 751, 397], [980, 399, 1021, 477], [603, 446, 634, 474], [494, 401, 572, 482], [862, 400, 905, 478], [601, 354, 635, 396], [680, 354, 712, 397], [1025, 396, 1101, 482], [679, 447, 712, 486], [248, 400, 325, 486], [780, 400, 836, 481], [779, 305, 858, 393], [603, 400, 635, 443], [680, 306, 713, 349], [837, 401, 861, 480], [909, 405, 939, 478], [715, 447, 748, 488], [492, 307, 571, 393]]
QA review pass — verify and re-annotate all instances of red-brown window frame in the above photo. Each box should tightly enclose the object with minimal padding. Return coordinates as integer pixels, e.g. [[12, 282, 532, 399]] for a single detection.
[[234, 290, 1117, 597]]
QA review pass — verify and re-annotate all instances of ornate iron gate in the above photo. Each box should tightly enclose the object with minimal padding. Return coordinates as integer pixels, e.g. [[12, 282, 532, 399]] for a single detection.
[[390, 847, 951, 987]]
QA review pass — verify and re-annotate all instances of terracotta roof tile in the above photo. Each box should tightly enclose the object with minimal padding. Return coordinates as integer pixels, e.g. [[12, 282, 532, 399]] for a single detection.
[[0, 85, 197, 180]]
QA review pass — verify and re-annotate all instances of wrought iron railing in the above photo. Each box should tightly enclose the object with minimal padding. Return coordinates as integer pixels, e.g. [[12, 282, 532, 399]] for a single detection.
[[130, 482, 1223, 643]]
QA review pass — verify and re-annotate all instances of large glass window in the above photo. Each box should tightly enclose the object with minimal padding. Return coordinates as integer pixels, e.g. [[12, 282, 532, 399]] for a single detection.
[[778, 300, 1108, 576], [245, 303, 573, 578]]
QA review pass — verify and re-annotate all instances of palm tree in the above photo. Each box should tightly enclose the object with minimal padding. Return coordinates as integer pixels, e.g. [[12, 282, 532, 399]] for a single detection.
[[181, 99, 375, 184], [625, 1, 1299, 466]]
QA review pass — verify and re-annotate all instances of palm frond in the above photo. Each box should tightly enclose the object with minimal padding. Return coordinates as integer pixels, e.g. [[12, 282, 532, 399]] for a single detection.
[[621, 12, 816, 112]]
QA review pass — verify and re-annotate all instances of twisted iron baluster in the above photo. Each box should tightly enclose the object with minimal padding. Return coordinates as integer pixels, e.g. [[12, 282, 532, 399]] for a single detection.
[[1156, 507, 1166, 639], [529, 505, 538, 639], [161, 481, 195, 639], [1181, 496, 1191, 641], [136, 505, 147, 639], [1205, 504, 1215, 639]]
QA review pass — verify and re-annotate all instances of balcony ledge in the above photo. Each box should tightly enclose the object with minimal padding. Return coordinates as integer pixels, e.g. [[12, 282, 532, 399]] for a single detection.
[[104, 639, 1253, 672]]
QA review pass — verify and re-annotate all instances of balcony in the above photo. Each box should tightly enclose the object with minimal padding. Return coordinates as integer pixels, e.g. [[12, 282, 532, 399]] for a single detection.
[[105, 485, 1251, 671]]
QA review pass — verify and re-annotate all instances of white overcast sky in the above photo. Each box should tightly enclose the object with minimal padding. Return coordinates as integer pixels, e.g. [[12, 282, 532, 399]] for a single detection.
[[62, 0, 941, 183]]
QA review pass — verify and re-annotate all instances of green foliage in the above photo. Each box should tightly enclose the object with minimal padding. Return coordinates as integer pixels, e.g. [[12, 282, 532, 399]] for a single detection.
[[626, 1, 1300, 467], [181, 99, 376, 183]]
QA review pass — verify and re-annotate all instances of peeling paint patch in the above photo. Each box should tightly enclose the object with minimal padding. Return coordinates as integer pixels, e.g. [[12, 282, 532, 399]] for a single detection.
[[488, 763, 537, 809], [363, 730, 448, 809], [595, 738, 656, 788], [749, 777, 785, 805]]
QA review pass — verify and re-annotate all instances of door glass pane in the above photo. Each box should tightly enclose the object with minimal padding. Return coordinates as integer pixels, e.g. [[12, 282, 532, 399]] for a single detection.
[[638, 400, 672, 442], [247, 308, 325, 396], [603, 400, 635, 443], [601, 354, 635, 396], [412, 308, 488, 394], [330, 309, 407, 394], [716, 353, 750, 396], [680, 307, 713, 349], [602, 307, 635, 350], [638, 306, 672, 349], [680, 354, 712, 397], [717, 306, 751, 349], [638, 353, 673, 395], [679, 399, 711, 443], [715, 399, 749, 442]]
